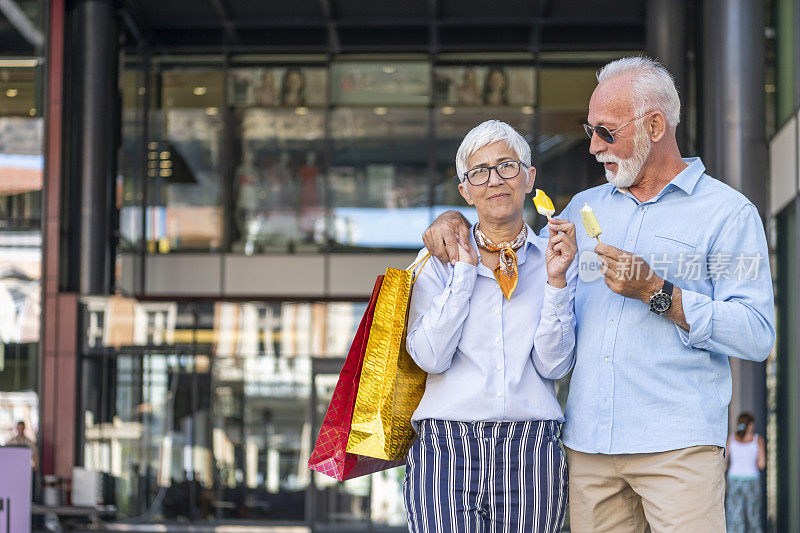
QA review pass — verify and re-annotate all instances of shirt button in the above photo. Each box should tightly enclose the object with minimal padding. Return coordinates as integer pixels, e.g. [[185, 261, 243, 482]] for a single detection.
[[604, 356, 610, 363], [496, 365, 502, 371], [639, 206, 644, 212], [496, 392, 502, 397], [495, 336, 501, 343], [609, 319, 614, 325], [494, 308, 500, 315]]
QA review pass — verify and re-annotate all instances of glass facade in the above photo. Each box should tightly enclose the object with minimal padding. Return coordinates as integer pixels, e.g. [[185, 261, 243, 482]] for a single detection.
[[117, 58, 603, 263], [0, 0, 44, 456], [80, 297, 410, 526]]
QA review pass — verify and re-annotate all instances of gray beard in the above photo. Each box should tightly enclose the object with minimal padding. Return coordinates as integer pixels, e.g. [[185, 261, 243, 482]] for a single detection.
[[598, 126, 651, 188]]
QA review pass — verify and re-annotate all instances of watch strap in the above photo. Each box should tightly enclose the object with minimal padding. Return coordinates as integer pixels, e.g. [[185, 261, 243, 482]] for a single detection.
[[662, 279, 674, 297]]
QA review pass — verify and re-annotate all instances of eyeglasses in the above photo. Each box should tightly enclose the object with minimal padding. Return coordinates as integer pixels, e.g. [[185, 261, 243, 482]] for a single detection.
[[582, 112, 652, 144], [463, 160, 525, 186]]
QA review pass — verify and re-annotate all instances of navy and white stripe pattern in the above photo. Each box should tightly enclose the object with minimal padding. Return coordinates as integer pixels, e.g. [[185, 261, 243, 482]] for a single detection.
[[404, 419, 567, 533]]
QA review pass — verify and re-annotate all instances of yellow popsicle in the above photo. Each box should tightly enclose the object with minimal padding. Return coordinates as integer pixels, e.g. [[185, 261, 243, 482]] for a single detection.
[[580, 203, 602, 241], [533, 189, 555, 219]]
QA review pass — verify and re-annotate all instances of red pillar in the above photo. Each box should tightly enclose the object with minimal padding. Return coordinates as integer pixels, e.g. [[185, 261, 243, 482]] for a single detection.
[[40, 0, 79, 485]]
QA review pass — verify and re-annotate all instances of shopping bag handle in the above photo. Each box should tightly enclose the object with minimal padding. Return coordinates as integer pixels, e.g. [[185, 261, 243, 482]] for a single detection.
[[409, 252, 431, 284]]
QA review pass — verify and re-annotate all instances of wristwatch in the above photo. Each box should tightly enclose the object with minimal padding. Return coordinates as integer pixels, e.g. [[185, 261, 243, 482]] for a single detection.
[[649, 279, 674, 315]]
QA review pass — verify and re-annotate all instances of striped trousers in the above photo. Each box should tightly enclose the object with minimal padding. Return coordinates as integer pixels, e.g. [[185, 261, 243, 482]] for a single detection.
[[404, 419, 568, 533]]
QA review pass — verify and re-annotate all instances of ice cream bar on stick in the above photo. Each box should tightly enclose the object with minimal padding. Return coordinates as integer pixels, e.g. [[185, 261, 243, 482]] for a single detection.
[[533, 189, 555, 220], [580, 203, 602, 243]]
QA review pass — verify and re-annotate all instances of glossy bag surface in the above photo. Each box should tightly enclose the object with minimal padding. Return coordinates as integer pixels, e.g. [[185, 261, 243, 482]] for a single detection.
[[346, 255, 429, 460], [307, 276, 404, 480]]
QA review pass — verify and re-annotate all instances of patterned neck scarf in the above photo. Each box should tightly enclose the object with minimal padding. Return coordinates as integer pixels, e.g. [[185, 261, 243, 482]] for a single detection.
[[474, 223, 527, 301]]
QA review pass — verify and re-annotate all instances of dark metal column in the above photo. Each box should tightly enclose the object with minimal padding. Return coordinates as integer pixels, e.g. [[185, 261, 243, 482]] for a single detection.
[[75, 0, 118, 296], [702, 0, 768, 528], [703, 0, 767, 212], [646, 0, 688, 153]]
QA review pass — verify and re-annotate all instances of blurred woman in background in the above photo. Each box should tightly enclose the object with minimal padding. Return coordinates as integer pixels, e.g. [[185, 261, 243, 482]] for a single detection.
[[726, 412, 766, 533]]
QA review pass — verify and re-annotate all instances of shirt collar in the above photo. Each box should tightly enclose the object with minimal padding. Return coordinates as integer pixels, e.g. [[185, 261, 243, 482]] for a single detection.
[[670, 157, 705, 194], [610, 157, 705, 198]]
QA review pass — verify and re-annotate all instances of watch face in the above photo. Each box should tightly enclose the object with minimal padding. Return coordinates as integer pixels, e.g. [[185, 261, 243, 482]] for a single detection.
[[651, 293, 671, 313]]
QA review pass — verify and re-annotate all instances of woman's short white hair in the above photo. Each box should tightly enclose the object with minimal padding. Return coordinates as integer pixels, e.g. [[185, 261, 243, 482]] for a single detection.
[[596, 56, 681, 128], [455, 120, 531, 183]]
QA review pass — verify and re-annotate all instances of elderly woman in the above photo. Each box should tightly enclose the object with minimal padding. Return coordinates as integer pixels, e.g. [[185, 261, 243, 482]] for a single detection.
[[404, 120, 577, 532]]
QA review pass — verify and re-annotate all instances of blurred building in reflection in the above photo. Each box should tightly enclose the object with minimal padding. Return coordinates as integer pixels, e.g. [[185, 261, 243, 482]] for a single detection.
[[0, 0, 797, 531]]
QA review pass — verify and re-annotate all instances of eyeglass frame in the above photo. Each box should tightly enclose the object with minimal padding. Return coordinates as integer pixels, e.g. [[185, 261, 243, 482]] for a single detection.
[[461, 159, 528, 186], [582, 111, 653, 144]]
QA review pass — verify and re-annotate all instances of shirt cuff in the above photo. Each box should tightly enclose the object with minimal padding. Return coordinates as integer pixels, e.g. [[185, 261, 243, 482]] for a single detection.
[[450, 261, 477, 295], [676, 288, 713, 347], [542, 281, 572, 319]]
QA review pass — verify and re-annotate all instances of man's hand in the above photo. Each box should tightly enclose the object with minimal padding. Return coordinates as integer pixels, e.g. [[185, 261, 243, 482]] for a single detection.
[[545, 219, 577, 288], [594, 242, 661, 302], [423, 211, 472, 265]]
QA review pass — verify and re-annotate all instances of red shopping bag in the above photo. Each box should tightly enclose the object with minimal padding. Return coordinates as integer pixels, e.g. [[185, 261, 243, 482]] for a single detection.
[[308, 276, 405, 480]]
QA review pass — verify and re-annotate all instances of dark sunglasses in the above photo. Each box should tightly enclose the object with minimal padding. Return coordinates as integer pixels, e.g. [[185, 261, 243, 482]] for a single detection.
[[583, 112, 652, 144]]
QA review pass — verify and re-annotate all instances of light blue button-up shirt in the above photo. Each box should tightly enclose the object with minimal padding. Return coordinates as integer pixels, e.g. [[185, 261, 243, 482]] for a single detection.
[[555, 157, 775, 454], [406, 224, 577, 427]]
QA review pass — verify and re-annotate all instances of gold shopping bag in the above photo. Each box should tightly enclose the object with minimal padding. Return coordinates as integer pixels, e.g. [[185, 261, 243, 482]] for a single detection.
[[346, 253, 430, 460]]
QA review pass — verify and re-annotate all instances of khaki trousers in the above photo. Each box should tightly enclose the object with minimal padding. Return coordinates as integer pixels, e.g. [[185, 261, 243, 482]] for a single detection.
[[566, 445, 726, 533]]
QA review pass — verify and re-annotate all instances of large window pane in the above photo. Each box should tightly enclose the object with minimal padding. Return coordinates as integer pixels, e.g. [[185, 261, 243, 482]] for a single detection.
[[119, 66, 148, 251], [80, 297, 407, 523], [228, 67, 327, 107], [232, 109, 326, 254], [331, 61, 431, 106], [330, 107, 431, 250], [0, 65, 43, 231], [537, 68, 599, 213], [147, 70, 224, 253], [0, 61, 43, 450], [434, 66, 535, 106]]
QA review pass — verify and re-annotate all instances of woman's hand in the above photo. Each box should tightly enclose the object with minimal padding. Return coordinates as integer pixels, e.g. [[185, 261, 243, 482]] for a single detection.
[[545, 219, 577, 288], [457, 237, 479, 266]]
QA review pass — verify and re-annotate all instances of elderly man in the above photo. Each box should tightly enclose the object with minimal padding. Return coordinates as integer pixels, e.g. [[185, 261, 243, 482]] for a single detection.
[[422, 56, 775, 532]]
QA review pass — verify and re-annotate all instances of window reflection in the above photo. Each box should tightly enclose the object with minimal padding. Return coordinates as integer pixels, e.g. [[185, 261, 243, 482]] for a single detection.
[[537, 68, 600, 212], [331, 61, 431, 106], [146, 109, 224, 252], [330, 107, 431, 250], [0, 63, 44, 231], [233, 109, 325, 254], [119, 67, 148, 250], [0, 63, 43, 448], [434, 66, 535, 106], [115, 62, 609, 255], [144, 70, 224, 253], [228, 67, 327, 107], [81, 298, 385, 522]]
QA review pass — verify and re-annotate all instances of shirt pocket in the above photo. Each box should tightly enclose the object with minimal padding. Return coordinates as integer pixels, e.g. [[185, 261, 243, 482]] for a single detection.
[[650, 232, 701, 282], [653, 232, 698, 251]]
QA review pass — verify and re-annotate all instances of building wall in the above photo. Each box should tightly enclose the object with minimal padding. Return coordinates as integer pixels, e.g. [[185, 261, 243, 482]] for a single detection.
[[769, 112, 800, 532], [769, 0, 800, 523]]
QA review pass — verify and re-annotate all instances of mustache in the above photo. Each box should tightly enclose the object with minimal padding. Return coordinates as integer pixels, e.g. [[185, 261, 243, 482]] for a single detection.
[[595, 153, 619, 163]]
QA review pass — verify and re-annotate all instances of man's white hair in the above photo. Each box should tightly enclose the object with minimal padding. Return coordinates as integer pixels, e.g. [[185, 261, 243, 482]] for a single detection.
[[596, 56, 681, 128], [455, 120, 531, 183]]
